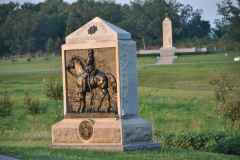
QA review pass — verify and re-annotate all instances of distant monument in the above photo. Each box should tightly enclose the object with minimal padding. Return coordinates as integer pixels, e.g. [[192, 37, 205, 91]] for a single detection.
[[161, 13, 175, 50], [139, 14, 207, 56], [50, 17, 162, 152]]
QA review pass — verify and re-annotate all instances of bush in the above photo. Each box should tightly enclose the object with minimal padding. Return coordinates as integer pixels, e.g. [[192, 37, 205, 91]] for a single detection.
[[0, 84, 13, 117], [154, 130, 240, 156]]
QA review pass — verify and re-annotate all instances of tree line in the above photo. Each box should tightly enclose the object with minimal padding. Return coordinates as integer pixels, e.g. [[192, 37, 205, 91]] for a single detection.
[[0, 0, 239, 56]]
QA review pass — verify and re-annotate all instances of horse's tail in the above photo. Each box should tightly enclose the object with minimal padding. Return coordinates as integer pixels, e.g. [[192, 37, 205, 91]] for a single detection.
[[105, 73, 117, 93]]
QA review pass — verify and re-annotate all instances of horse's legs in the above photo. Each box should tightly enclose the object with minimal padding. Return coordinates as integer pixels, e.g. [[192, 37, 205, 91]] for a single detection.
[[78, 92, 85, 113], [99, 89, 111, 113]]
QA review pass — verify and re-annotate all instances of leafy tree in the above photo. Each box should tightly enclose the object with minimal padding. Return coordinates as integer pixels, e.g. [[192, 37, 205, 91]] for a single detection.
[[44, 76, 63, 118], [40, 0, 68, 15], [119, 0, 152, 50], [0, 2, 20, 55], [54, 37, 63, 53], [47, 13, 67, 41], [23, 90, 47, 128], [217, 88, 240, 130], [179, 4, 211, 39], [1, 9, 51, 55], [27, 37, 37, 54], [21, 2, 41, 12], [0, 84, 13, 118], [65, 0, 122, 36], [208, 68, 236, 129], [212, 19, 228, 39], [217, 0, 240, 44], [45, 37, 55, 53]]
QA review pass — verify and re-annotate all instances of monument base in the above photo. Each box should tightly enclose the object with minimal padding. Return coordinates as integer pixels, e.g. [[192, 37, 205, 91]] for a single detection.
[[160, 47, 176, 56], [51, 117, 162, 152], [49, 142, 162, 152]]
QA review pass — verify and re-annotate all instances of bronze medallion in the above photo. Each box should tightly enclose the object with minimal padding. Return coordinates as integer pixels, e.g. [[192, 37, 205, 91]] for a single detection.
[[79, 121, 93, 140]]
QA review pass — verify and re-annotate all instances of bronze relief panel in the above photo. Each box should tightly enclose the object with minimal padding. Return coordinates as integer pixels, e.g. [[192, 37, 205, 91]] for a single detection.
[[65, 48, 117, 115]]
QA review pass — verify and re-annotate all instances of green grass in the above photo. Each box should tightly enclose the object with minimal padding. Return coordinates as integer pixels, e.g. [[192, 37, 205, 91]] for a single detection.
[[0, 141, 239, 160], [137, 62, 240, 89], [137, 56, 158, 65], [0, 51, 240, 159], [0, 72, 63, 132], [173, 51, 240, 63], [0, 57, 62, 72]]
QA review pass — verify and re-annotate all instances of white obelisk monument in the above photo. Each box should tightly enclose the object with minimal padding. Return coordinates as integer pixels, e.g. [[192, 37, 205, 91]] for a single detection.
[[160, 13, 175, 55]]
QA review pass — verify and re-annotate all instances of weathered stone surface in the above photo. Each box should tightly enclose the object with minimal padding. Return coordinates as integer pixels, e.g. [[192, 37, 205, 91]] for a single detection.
[[122, 125, 152, 143], [49, 142, 162, 152], [52, 128, 82, 143], [92, 128, 121, 143], [119, 40, 138, 117], [52, 119, 122, 144]]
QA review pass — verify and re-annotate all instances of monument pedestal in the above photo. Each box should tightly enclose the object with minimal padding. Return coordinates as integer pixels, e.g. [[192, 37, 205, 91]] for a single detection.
[[160, 47, 176, 56], [50, 117, 161, 151]]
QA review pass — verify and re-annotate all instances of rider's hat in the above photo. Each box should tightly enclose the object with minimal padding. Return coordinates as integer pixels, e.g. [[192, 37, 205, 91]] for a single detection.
[[88, 49, 94, 55]]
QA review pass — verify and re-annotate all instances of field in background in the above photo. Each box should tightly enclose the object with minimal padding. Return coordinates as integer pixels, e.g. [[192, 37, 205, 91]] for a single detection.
[[0, 62, 239, 134], [0, 57, 62, 72], [173, 51, 240, 63], [1, 51, 239, 71], [137, 56, 158, 65], [0, 51, 240, 159], [0, 72, 63, 133]]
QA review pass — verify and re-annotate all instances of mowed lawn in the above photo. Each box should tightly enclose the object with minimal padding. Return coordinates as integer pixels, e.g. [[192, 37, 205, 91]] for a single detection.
[[0, 56, 62, 72], [137, 56, 158, 65], [173, 51, 240, 63], [0, 51, 240, 159]]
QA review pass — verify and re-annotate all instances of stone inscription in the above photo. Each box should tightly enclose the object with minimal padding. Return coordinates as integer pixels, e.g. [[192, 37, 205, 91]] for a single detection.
[[76, 21, 108, 35], [68, 35, 115, 43]]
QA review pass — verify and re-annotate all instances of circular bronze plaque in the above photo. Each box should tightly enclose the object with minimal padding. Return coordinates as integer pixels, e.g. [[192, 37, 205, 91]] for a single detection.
[[79, 121, 93, 140]]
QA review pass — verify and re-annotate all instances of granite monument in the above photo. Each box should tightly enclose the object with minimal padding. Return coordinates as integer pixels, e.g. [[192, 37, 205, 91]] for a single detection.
[[50, 17, 162, 151]]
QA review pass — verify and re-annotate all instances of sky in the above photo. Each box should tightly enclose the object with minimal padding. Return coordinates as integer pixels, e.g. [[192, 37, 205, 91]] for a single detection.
[[0, 0, 238, 28]]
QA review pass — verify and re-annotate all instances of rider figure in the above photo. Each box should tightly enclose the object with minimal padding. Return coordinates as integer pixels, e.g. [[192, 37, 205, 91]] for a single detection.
[[82, 49, 95, 92]]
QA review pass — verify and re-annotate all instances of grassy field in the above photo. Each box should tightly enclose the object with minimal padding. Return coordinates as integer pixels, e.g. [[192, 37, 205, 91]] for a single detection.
[[0, 55, 158, 71], [0, 51, 240, 159], [173, 51, 240, 63], [0, 71, 63, 132], [137, 56, 158, 65], [0, 57, 62, 72]]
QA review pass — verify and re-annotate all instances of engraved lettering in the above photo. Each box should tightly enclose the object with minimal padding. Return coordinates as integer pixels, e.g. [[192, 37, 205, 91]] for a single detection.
[[99, 22, 107, 34]]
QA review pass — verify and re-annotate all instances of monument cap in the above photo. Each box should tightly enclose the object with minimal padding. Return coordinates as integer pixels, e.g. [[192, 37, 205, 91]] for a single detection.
[[66, 17, 131, 44]]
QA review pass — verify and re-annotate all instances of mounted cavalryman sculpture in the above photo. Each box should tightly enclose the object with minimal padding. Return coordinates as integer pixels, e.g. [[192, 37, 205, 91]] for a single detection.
[[65, 49, 117, 113]]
